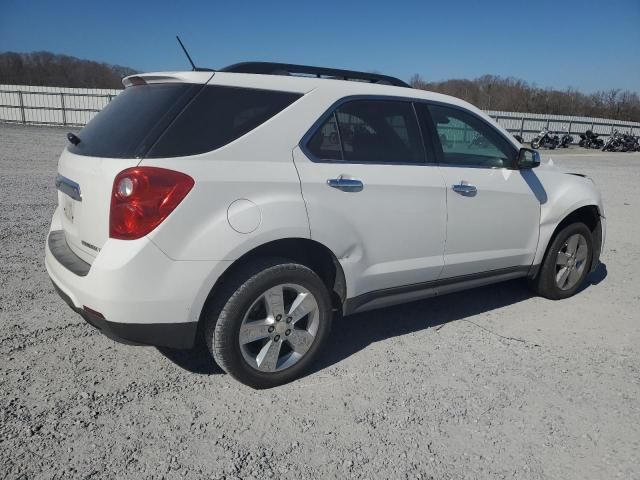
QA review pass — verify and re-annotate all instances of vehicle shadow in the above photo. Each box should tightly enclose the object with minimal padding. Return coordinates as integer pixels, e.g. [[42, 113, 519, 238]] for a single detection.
[[158, 263, 607, 377], [157, 341, 224, 375], [310, 262, 608, 375], [309, 279, 533, 375], [578, 261, 607, 292]]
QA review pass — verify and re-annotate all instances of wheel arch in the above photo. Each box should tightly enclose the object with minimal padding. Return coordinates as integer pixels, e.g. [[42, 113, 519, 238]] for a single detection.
[[534, 203, 603, 277], [196, 237, 347, 332]]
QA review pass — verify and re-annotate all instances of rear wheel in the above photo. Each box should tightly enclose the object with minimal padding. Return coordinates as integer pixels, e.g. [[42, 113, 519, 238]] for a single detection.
[[530, 223, 593, 300], [204, 259, 332, 388]]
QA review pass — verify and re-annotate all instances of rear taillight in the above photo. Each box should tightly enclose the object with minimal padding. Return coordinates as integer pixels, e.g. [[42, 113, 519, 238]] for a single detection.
[[109, 167, 194, 240]]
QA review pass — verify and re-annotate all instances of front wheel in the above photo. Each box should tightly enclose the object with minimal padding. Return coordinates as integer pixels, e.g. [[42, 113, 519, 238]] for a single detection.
[[204, 259, 333, 388], [531, 139, 541, 149], [530, 223, 593, 300]]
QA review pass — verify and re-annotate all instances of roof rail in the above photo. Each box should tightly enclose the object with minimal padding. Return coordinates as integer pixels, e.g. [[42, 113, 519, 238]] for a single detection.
[[220, 62, 411, 88]]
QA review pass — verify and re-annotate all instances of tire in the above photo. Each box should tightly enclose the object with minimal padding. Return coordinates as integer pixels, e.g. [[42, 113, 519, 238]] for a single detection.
[[530, 222, 593, 300], [531, 139, 540, 149], [203, 258, 333, 388]]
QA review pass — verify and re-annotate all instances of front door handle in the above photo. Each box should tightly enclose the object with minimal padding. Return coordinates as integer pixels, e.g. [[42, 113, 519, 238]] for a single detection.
[[452, 182, 477, 196], [327, 176, 364, 192]]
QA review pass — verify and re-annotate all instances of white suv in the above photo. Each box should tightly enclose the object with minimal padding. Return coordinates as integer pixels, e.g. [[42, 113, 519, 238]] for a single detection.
[[46, 63, 605, 388]]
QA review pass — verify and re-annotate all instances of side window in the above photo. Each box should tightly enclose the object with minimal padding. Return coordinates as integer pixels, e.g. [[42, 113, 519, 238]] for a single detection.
[[427, 105, 514, 168], [337, 100, 424, 163], [147, 86, 302, 158], [307, 113, 341, 160], [307, 100, 426, 163]]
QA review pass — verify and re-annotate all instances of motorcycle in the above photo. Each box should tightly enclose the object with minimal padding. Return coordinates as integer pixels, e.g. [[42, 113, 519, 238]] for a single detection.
[[602, 130, 625, 152], [530, 127, 559, 149], [559, 132, 574, 148], [621, 133, 640, 152], [578, 130, 604, 149]]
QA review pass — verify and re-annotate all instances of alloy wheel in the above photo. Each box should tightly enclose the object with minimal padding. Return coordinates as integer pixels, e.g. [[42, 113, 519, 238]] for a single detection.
[[555, 233, 589, 290], [238, 283, 320, 372]]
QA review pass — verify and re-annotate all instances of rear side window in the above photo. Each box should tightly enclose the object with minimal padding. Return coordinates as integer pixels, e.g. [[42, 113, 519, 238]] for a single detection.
[[148, 86, 302, 158], [69, 84, 301, 159], [306, 113, 341, 160], [68, 84, 198, 158], [307, 100, 425, 163]]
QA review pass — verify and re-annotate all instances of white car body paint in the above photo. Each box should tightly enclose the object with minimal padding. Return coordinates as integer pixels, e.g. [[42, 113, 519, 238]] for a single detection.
[[227, 199, 261, 234], [530, 161, 605, 266], [45, 70, 606, 338], [293, 145, 447, 297], [437, 165, 541, 277]]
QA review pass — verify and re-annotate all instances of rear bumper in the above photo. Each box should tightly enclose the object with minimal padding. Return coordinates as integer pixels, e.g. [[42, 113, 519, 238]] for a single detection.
[[51, 280, 197, 348], [45, 209, 228, 349]]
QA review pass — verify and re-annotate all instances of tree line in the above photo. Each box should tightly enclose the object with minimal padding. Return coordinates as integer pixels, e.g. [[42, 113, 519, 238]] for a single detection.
[[0, 52, 137, 89], [410, 74, 640, 123], [0, 51, 637, 121]]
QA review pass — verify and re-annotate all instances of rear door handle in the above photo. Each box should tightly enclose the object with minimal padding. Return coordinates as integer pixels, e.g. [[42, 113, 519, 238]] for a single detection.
[[452, 182, 477, 196], [327, 176, 364, 192]]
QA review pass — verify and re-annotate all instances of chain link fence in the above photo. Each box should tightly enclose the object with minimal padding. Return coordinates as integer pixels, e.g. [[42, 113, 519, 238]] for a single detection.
[[2, 84, 639, 143]]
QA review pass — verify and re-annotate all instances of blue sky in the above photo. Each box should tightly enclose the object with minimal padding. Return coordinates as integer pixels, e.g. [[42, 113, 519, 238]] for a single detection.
[[1, 0, 639, 93]]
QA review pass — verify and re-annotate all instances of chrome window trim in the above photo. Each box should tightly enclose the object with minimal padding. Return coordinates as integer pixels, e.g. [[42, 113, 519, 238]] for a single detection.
[[298, 95, 519, 170]]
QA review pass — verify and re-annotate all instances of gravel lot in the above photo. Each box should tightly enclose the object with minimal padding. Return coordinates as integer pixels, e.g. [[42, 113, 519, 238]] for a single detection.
[[1, 123, 639, 479]]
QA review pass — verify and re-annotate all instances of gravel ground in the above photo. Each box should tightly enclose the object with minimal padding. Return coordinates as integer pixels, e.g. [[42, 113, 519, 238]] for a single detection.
[[1, 123, 639, 480]]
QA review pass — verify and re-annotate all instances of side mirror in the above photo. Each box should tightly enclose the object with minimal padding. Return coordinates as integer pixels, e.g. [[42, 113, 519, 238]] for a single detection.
[[517, 148, 540, 169]]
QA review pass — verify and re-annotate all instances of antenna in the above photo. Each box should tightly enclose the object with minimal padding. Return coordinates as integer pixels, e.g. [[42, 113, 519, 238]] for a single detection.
[[176, 35, 197, 71]]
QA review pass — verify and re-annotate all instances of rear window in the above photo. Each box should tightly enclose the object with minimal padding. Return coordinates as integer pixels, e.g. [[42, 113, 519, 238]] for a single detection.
[[68, 84, 199, 158], [69, 84, 302, 159]]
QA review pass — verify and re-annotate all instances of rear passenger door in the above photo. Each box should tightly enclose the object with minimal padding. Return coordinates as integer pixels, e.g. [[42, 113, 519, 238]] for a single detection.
[[293, 99, 447, 299]]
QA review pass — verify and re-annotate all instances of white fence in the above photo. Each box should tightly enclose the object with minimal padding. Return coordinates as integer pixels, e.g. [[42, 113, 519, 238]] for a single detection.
[[2, 84, 639, 143], [0, 84, 120, 126], [487, 110, 640, 142]]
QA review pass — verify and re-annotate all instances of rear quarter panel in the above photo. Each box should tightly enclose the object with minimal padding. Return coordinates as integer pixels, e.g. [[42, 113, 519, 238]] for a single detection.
[[139, 91, 333, 261]]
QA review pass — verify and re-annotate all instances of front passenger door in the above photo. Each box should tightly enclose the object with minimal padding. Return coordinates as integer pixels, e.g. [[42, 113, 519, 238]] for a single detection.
[[418, 103, 541, 279]]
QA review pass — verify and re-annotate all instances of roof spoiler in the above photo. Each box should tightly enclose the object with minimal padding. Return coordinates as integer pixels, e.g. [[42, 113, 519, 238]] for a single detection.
[[122, 71, 214, 88]]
